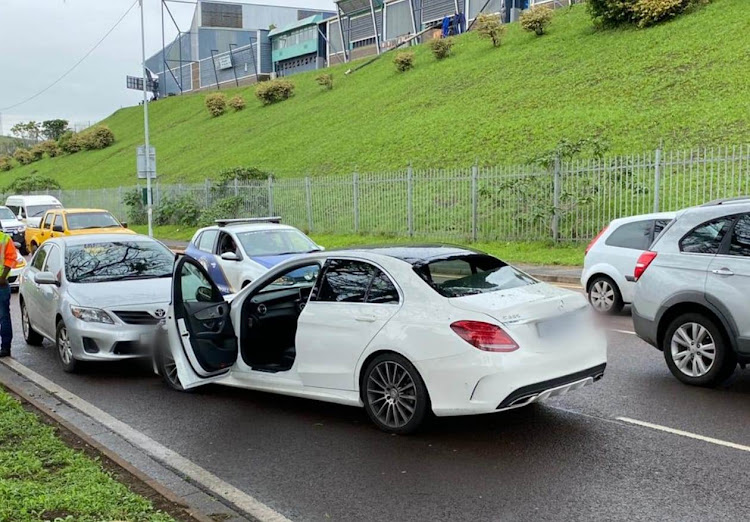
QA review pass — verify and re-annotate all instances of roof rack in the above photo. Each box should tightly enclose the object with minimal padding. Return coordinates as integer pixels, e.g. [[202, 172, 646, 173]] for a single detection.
[[700, 196, 750, 207], [215, 217, 282, 227]]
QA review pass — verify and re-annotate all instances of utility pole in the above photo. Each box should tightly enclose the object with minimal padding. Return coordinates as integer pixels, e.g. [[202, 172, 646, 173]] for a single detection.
[[139, 0, 153, 237]]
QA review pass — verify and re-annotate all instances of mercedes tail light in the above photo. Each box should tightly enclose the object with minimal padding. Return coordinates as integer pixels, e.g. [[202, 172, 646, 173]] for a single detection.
[[450, 321, 519, 352], [634, 251, 657, 281], [585, 226, 609, 255]]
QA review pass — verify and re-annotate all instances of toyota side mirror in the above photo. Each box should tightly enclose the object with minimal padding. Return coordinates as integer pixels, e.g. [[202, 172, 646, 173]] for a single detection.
[[121, 222, 128, 228], [34, 272, 60, 286], [220, 252, 240, 261], [53, 225, 64, 233]]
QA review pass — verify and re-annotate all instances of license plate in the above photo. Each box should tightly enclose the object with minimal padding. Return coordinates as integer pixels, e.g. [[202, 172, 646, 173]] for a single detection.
[[537, 316, 579, 338]]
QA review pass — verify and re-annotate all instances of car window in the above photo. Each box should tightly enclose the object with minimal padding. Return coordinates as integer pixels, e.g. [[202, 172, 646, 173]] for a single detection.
[[43, 213, 54, 229], [65, 241, 174, 283], [44, 245, 63, 278], [28, 204, 61, 218], [680, 217, 733, 254], [31, 245, 50, 270], [217, 232, 238, 256], [66, 212, 120, 230], [53, 214, 64, 231], [727, 214, 750, 257], [314, 260, 397, 304], [0, 208, 15, 220], [197, 230, 218, 252], [236, 229, 318, 257], [605, 220, 653, 250], [6, 205, 18, 216], [180, 262, 220, 303]]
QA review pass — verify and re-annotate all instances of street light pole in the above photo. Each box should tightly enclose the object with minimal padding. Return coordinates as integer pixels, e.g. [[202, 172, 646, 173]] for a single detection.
[[139, 0, 153, 237]]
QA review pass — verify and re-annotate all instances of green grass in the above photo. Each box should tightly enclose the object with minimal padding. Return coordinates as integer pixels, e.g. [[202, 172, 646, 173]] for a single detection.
[[0, 389, 174, 522], [135, 225, 585, 265], [6, 1, 748, 189]]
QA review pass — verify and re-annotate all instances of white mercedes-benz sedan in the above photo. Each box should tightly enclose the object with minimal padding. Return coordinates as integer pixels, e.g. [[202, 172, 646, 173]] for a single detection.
[[19, 235, 175, 372], [160, 245, 607, 434]]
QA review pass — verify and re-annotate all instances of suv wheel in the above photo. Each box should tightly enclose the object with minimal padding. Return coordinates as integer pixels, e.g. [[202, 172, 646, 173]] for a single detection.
[[588, 276, 623, 314], [663, 313, 736, 387]]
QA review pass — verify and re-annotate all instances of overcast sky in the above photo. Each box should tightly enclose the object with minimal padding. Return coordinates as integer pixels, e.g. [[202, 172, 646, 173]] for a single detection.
[[0, 0, 335, 135]]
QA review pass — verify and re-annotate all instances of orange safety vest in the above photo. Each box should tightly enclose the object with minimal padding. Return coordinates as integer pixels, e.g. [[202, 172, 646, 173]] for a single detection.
[[0, 233, 18, 269]]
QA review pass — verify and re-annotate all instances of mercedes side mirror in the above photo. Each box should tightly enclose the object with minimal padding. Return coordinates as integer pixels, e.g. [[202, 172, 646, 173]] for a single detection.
[[220, 252, 240, 261], [34, 272, 60, 286]]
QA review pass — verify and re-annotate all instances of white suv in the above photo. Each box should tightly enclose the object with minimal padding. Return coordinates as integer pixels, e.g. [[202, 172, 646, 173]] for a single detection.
[[582, 212, 675, 313], [632, 198, 750, 386]]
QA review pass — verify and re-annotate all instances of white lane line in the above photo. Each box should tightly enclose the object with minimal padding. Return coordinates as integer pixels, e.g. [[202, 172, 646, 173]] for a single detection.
[[617, 416, 750, 453], [2, 358, 292, 522]]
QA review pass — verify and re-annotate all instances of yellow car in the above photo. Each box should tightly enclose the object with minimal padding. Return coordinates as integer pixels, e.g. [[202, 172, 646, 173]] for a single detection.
[[25, 208, 136, 253]]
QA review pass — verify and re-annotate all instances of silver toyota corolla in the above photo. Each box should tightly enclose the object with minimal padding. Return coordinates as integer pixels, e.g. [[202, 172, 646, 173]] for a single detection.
[[18, 234, 174, 372]]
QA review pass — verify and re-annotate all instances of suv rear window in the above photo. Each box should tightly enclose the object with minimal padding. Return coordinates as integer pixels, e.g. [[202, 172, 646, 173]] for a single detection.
[[414, 255, 535, 298], [680, 217, 733, 254], [605, 220, 654, 250]]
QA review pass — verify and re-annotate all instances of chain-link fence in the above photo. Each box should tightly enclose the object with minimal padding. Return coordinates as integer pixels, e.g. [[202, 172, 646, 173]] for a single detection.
[[20, 144, 750, 242]]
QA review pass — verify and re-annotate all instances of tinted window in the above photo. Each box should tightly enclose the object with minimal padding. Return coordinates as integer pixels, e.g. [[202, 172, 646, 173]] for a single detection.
[[31, 245, 49, 270], [415, 255, 535, 298], [605, 220, 653, 250], [28, 204, 61, 218], [65, 241, 174, 283], [44, 246, 63, 278], [0, 208, 15, 220], [315, 260, 397, 304], [66, 212, 120, 230], [180, 262, 219, 303], [680, 217, 733, 254], [43, 213, 54, 229], [728, 215, 750, 257], [217, 232, 238, 256], [6, 205, 18, 216], [53, 215, 64, 231], [197, 230, 218, 252]]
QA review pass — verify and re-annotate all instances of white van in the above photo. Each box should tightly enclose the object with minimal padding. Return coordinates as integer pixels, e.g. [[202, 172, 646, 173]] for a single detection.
[[5, 195, 63, 229]]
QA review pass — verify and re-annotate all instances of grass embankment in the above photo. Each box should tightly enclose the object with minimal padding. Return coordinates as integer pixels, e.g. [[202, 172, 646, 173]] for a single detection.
[[0, 389, 173, 522], [133, 225, 585, 266], [10, 0, 749, 188]]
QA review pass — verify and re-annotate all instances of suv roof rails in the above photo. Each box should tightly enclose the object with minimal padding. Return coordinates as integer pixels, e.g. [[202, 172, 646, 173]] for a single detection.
[[700, 196, 750, 207], [215, 217, 282, 227]]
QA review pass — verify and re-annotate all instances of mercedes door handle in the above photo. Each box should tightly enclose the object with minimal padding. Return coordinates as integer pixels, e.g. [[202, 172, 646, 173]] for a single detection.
[[711, 268, 734, 276], [354, 314, 377, 323]]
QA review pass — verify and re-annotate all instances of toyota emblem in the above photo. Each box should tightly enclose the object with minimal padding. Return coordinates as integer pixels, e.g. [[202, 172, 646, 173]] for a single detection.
[[154, 309, 166, 318]]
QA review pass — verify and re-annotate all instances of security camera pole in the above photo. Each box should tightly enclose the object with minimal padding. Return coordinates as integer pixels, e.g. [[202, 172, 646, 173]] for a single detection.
[[139, 0, 153, 237]]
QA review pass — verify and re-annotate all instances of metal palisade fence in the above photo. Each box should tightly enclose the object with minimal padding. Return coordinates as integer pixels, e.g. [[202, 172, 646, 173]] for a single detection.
[[23, 144, 750, 242]]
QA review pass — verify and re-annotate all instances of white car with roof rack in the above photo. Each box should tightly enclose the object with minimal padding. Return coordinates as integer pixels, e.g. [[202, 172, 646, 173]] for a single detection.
[[157, 244, 607, 434], [183, 217, 323, 295]]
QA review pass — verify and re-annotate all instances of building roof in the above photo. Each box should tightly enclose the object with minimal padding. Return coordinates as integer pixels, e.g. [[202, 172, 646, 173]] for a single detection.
[[268, 13, 331, 37]]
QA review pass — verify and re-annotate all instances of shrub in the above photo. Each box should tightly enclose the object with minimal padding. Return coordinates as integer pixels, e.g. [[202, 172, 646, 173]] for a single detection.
[[255, 79, 295, 105], [228, 95, 246, 111], [5, 174, 61, 193], [520, 5, 553, 35], [0, 155, 12, 172], [77, 126, 115, 150], [217, 166, 270, 184], [155, 193, 202, 227], [430, 37, 454, 60], [205, 93, 227, 117], [37, 140, 61, 158], [199, 196, 245, 227], [587, 0, 637, 27], [122, 189, 147, 225], [13, 148, 34, 165], [475, 13, 505, 47], [29, 144, 45, 161], [393, 52, 415, 72], [316, 73, 333, 90], [633, 0, 691, 27], [58, 130, 82, 153]]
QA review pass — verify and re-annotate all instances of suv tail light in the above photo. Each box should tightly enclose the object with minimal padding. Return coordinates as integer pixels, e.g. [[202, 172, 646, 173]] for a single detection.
[[585, 226, 609, 255], [450, 321, 519, 352], [634, 251, 657, 281]]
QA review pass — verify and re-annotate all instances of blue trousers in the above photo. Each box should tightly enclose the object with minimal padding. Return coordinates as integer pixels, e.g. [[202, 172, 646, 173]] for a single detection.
[[0, 285, 11, 351]]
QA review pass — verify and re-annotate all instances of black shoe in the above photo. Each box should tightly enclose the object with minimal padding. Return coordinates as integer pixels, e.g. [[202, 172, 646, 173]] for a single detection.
[[0, 350, 10, 358]]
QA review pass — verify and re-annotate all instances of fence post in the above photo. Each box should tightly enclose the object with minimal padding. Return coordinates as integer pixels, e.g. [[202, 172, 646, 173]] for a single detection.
[[653, 147, 662, 213], [267, 176, 274, 216], [234, 177, 239, 197], [305, 176, 313, 233], [407, 163, 414, 238], [204, 179, 210, 208], [353, 171, 359, 234], [552, 154, 561, 243], [155, 181, 160, 207], [471, 161, 478, 242], [118, 186, 122, 219]]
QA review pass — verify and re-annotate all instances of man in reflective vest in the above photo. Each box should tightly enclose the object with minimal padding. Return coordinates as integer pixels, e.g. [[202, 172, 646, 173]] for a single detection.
[[0, 233, 18, 357]]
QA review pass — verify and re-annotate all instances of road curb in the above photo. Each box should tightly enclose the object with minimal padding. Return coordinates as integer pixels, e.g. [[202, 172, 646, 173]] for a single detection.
[[0, 360, 251, 522]]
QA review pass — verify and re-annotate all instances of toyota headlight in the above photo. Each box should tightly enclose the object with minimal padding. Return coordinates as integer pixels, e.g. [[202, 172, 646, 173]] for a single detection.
[[70, 306, 114, 324]]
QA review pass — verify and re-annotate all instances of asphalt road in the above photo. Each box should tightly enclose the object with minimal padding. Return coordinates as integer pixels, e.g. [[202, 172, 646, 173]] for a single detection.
[[4, 294, 750, 521]]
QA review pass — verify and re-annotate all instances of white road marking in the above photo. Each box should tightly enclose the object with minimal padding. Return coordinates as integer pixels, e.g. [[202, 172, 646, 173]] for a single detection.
[[610, 328, 637, 335], [617, 416, 750, 453], [2, 358, 292, 522]]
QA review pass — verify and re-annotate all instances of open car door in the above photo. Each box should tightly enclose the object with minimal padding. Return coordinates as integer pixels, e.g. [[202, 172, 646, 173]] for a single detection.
[[167, 256, 238, 389]]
